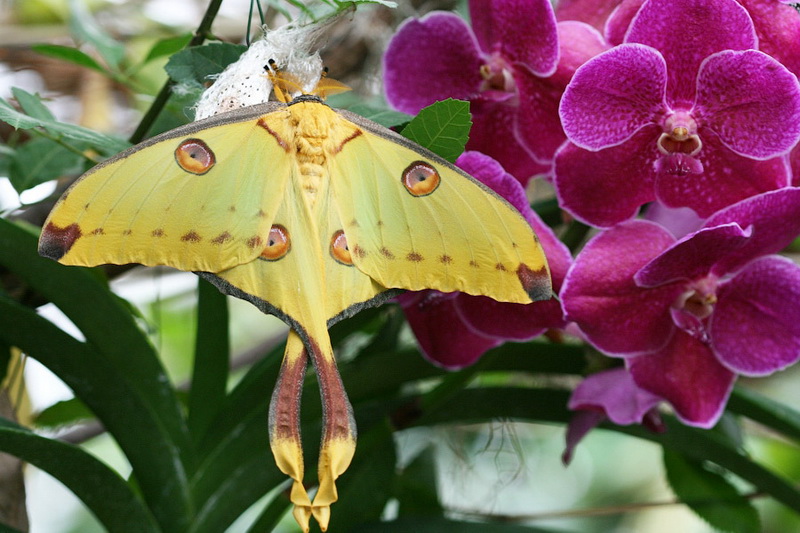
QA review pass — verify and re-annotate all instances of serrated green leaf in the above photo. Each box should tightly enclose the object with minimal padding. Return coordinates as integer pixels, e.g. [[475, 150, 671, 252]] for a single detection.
[[347, 103, 412, 128], [8, 137, 85, 193], [31, 43, 107, 74], [165, 43, 247, 87], [143, 33, 193, 64], [10, 87, 55, 122], [400, 98, 471, 163], [33, 397, 94, 429], [0, 417, 160, 533], [0, 97, 129, 154], [68, 0, 125, 69], [664, 450, 760, 533]]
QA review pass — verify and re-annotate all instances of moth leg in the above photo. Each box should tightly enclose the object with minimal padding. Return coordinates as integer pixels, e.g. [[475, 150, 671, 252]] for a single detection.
[[307, 331, 357, 531], [269, 330, 313, 532]]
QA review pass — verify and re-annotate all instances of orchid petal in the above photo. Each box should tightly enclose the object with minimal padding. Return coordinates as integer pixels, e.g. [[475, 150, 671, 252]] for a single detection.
[[712, 256, 800, 376], [383, 12, 483, 114], [555, 0, 621, 31], [561, 220, 682, 355], [470, 0, 559, 76], [695, 50, 800, 159], [513, 67, 567, 163], [626, 0, 756, 105], [553, 129, 659, 228], [563, 409, 606, 465], [398, 291, 500, 370], [568, 367, 662, 425], [704, 188, 800, 275], [738, 0, 800, 77], [644, 202, 704, 239], [559, 43, 667, 150], [628, 330, 735, 428], [550, 21, 611, 87], [634, 223, 751, 287], [605, 0, 645, 45], [469, 97, 551, 185]]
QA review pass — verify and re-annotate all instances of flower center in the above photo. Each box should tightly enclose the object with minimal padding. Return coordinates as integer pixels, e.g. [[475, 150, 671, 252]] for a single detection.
[[671, 276, 718, 341], [479, 55, 515, 93], [655, 111, 703, 176]]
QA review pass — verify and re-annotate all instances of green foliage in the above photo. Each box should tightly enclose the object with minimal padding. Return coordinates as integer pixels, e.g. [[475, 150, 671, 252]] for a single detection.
[[400, 98, 472, 163], [0, 2, 799, 532], [664, 451, 760, 533], [165, 43, 249, 89]]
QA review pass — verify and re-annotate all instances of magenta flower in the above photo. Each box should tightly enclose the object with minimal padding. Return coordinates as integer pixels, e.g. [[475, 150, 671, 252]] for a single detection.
[[399, 151, 572, 369], [383, 0, 608, 184], [554, 0, 800, 227], [603, 0, 800, 72], [560, 188, 800, 426], [563, 368, 664, 464]]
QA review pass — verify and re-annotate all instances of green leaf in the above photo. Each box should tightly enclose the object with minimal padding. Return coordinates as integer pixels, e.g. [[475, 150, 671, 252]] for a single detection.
[[8, 137, 85, 193], [400, 98, 471, 163], [0, 220, 193, 531], [351, 517, 566, 532], [664, 450, 760, 533], [0, 96, 129, 155], [68, 0, 125, 69], [188, 278, 230, 441], [395, 446, 442, 517], [728, 386, 800, 444], [11, 87, 55, 122], [33, 397, 94, 429], [0, 417, 160, 533], [31, 43, 106, 74], [347, 104, 412, 129], [165, 42, 247, 87], [326, 420, 397, 532], [143, 33, 193, 64]]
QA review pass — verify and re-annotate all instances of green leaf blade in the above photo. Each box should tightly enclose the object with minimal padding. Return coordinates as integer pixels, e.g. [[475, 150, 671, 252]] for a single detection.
[[31, 43, 107, 74], [400, 98, 471, 163], [664, 450, 760, 533], [0, 417, 160, 533]]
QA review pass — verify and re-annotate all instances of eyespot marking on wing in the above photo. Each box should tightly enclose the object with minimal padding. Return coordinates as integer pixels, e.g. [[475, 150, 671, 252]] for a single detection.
[[380, 247, 395, 259], [261, 225, 290, 260], [439, 255, 452, 264], [402, 161, 440, 197], [247, 236, 263, 248], [330, 230, 353, 265], [152, 228, 166, 237], [406, 252, 424, 262], [175, 139, 215, 175], [39, 222, 82, 260], [495, 263, 507, 272]]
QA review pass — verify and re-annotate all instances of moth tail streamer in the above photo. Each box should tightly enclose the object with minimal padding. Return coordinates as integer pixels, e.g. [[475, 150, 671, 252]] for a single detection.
[[269, 329, 357, 532], [269, 331, 313, 531], [307, 330, 357, 531]]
